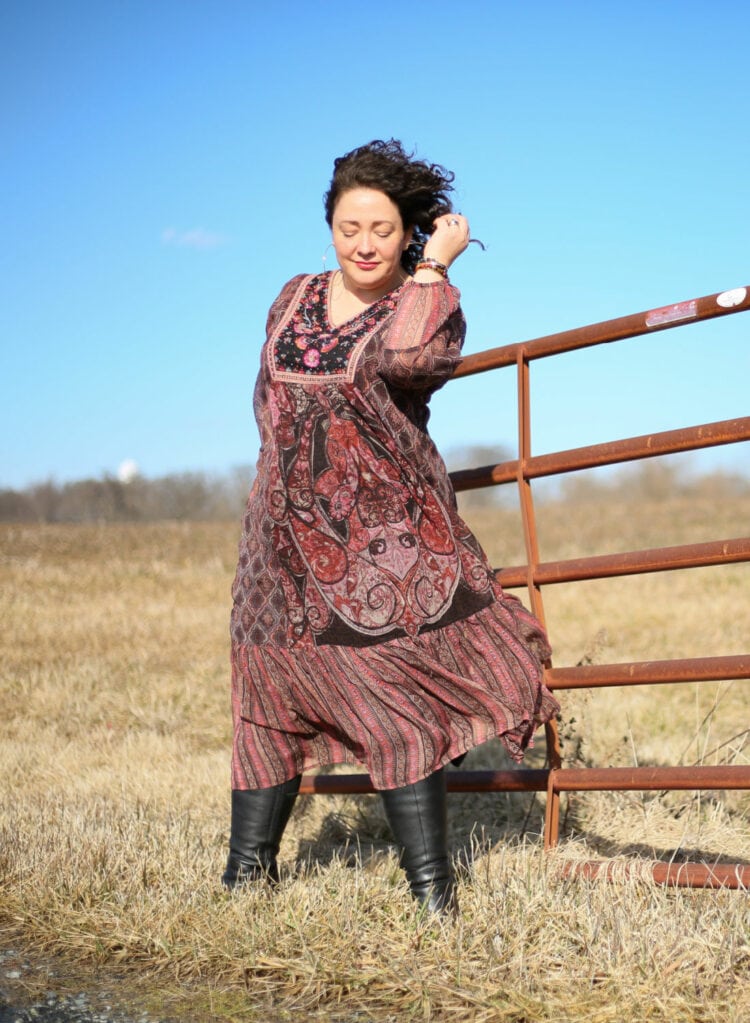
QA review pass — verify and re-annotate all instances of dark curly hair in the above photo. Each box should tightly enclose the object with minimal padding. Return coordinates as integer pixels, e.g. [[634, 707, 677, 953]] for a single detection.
[[323, 139, 455, 274]]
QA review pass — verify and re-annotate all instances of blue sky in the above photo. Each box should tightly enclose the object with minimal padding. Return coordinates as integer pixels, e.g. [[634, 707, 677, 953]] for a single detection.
[[2, 0, 748, 489]]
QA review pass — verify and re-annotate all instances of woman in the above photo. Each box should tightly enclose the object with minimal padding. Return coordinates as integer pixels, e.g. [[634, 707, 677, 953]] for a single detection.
[[225, 139, 559, 915]]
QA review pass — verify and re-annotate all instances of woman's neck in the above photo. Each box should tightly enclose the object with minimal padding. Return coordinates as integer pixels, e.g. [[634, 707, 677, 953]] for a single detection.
[[337, 268, 406, 304]]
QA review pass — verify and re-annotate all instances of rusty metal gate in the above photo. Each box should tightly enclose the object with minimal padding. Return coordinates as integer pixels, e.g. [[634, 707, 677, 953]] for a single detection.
[[300, 283, 750, 889]]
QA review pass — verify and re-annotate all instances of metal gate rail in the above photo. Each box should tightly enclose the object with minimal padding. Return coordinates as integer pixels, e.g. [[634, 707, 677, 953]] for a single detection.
[[300, 283, 750, 888]]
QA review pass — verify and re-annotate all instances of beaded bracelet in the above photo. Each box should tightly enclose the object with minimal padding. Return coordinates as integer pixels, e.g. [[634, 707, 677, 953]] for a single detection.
[[414, 258, 449, 279]]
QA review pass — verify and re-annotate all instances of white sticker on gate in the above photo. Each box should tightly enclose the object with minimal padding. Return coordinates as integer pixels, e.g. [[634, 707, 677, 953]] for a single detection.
[[716, 287, 747, 308]]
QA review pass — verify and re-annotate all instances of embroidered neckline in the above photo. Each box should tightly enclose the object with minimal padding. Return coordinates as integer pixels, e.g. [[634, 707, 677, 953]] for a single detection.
[[269, 273, 402, 381]]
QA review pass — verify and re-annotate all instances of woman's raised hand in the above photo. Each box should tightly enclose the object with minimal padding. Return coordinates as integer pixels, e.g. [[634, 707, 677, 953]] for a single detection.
[[422, 213, 471, 268]]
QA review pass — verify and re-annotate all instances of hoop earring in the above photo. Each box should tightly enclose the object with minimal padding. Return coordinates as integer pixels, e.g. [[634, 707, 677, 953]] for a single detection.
[[322, 243, 335, 270]]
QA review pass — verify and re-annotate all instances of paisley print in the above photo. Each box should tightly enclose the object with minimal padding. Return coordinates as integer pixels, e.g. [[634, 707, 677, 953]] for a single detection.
[[234, 273, 496, 649], [273, 392, 466, 640]]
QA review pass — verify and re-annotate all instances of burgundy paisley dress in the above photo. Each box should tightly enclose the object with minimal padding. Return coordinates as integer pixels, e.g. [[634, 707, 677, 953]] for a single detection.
[[230, 272, 559, 790]]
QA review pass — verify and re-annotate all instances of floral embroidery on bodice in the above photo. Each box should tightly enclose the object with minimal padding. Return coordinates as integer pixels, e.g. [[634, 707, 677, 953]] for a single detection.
[[268, 273, 400, 382]]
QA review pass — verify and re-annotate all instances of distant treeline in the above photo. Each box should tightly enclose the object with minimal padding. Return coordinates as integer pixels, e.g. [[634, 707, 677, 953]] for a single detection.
[[448, 445, 750, 508], [0, 467, 255, 523], [2, 449, 747, 523]]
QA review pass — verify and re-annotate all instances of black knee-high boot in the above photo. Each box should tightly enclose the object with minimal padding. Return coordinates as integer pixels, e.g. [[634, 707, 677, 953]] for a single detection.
[[222, 776, 301, 890], [380, 769, 457, 916]]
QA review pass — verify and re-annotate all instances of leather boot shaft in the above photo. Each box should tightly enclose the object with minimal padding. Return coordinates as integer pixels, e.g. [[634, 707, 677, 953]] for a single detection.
[[223, 776, 301, 890], [380, 769, 457, 916]]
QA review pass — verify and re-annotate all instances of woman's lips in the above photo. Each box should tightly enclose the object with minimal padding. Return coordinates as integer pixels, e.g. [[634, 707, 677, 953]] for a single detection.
[[355, 262, 379, 270]]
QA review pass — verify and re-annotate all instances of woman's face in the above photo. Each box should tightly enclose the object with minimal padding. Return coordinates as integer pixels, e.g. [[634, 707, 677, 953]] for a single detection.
[[331, 188, 413, 297]]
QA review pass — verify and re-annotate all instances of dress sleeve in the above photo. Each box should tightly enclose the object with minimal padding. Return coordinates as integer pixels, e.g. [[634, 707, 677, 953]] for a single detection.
[[379, 279, 466, 392]]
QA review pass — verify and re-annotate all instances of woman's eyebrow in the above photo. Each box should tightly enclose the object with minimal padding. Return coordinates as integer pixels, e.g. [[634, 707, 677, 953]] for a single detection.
[[337, 219, 395, 227]]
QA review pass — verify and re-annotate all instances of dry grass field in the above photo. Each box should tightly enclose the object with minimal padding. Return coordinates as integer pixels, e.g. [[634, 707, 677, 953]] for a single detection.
[[1, 495, 749, 1022]]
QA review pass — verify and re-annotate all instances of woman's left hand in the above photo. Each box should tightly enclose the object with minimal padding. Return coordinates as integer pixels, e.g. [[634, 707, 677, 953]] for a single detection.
[[422, 213, 471, 268]]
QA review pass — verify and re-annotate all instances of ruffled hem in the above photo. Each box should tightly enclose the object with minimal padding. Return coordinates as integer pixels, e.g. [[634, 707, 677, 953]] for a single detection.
[[231, 587, 559, 790]]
